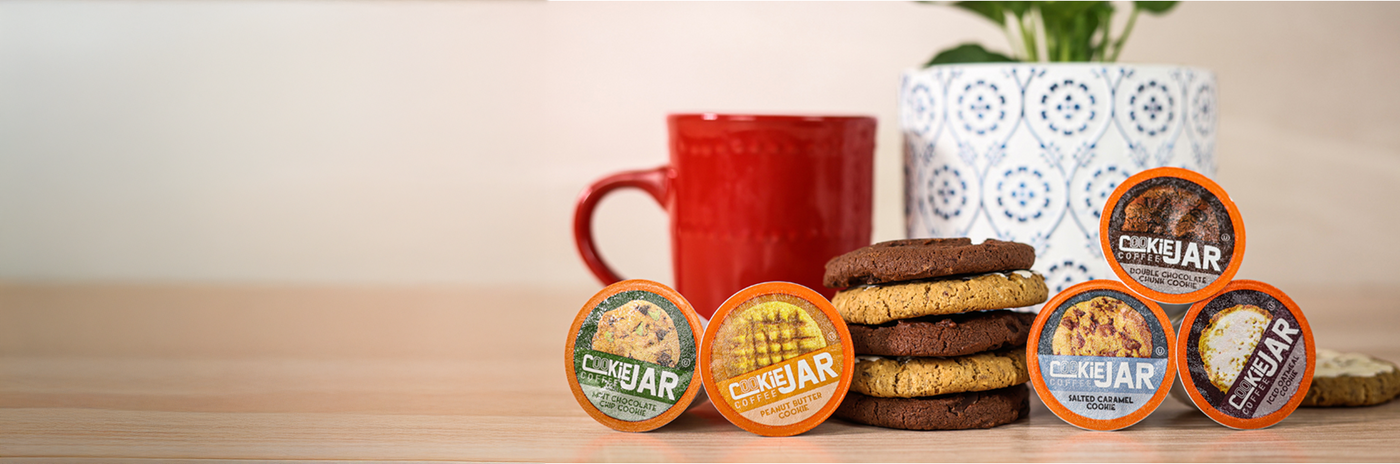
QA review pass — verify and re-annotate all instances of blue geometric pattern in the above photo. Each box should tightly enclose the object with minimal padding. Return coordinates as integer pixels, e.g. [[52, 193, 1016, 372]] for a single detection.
[[903, 65, 1217, 292]]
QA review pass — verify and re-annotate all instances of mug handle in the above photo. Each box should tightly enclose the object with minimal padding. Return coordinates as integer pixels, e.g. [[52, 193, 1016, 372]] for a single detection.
[[573, 166, 672, 285]]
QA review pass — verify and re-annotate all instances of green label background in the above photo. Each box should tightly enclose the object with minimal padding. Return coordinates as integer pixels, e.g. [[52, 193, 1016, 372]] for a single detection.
[[572, 290, 696, 421]]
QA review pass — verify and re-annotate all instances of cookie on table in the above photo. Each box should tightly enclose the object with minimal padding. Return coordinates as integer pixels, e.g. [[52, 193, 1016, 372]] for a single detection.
[[851, 348, 1029, 398], [836, 385, 1030, 431], [1051, 295, 1154, 358], [848, 309, 1035, 358], [832, 271, 1048, 325], [1301, 349, 1400, 407], [824, 238, 1036, 289]]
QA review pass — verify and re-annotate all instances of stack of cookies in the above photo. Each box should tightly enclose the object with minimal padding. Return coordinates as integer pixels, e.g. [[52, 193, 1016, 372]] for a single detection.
[[823, 238, 1049, 430]]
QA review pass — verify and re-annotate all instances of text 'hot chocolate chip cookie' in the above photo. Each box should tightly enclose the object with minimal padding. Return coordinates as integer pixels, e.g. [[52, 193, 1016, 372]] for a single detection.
[[1028, 280, 1176, 431], [1177, 280, 1314, 429], [566, 280, 705, 432], [824, 238, 1045, 431], [1301, 349, 1400, 407]]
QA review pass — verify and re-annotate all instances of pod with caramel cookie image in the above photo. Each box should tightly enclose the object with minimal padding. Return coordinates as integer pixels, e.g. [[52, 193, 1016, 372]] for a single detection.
[[1028, 280, 1176, 431], [700, 282, 854, 437], [1177, 280, 1314, 429], [1101, 167, 1246, 305], [566, 279, 705, 432]]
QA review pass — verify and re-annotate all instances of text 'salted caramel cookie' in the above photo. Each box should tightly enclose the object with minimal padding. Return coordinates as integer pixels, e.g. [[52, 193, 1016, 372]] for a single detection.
[[700, 282, 854, 437], [1177, 280, 1314, 429], [1028, 280, 1176, 431], [566, 280, 705, 432], [1101, 167, 1246, 304]]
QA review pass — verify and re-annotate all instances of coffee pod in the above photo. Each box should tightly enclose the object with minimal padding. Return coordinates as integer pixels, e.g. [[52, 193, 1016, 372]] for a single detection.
[[566, 279, 706, 432], [1028, 280, 1176, 431], [1101, 167, 1246, 305], [1175, 280, 1315, 429], [700, 282, 854, 436]]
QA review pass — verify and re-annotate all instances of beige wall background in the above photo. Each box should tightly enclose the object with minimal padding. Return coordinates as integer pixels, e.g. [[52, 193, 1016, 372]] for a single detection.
[[1, 1, 1397, 289]]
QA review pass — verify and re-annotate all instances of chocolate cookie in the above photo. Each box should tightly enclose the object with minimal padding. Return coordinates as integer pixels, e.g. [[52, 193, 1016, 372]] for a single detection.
[[833, 271, 1047, 325], [835, 385, 1030, 430], [849, 310, 1035, 358], [824, 238, 1037, 289]]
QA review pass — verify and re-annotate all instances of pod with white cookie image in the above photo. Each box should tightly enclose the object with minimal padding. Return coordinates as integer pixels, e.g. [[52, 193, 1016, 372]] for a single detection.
[[1176, 280, 1315, 429], [1028, 280, 1176, 431]]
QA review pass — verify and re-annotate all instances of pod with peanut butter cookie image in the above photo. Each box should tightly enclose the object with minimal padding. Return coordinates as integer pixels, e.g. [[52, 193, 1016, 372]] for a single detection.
[[1028, 280, 1177, 431], [566, 279, 706, 432], [700, 282, 854, 437]]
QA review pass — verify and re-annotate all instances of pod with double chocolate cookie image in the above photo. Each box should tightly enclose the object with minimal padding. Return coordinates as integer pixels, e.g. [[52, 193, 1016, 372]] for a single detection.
[[823, 238, 1047, 431], [1028, 280, 1176, 431], [1101, 167, 1247, 306]]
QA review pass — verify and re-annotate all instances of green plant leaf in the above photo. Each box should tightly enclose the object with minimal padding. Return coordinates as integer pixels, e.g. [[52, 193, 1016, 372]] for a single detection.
[[926, 43, 1018, 66], [952, 1, 1006, 26], [1134, 1, 1178, 14]]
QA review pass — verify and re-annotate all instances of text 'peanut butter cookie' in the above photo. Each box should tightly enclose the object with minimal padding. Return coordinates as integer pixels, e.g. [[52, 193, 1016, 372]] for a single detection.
[[566, 280, 705, 432], [1177, 280, 1314, 429], [824, 238, 1046, 431], [699, 282, 854, 437], [1029, 280, 1176, 431]]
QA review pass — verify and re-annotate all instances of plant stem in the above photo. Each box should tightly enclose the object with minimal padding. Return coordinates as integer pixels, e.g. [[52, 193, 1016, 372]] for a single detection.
[[1095, 9, 1112, 61], [1020, 12, 1038, 62], [1109, 6, 1140, 62]]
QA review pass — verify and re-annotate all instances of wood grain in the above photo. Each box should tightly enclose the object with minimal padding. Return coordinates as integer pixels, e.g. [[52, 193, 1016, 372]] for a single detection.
[[1, 283, 1398, 461]]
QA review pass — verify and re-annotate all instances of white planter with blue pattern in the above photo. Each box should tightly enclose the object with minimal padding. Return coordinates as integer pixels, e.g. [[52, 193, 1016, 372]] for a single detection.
[[902, 64, 1217, 295]]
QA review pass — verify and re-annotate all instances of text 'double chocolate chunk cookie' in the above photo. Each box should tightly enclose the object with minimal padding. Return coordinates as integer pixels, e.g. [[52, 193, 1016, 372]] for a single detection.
[[835, 385, 1030, 431], [849, 310, 1036, 358], [824, 238, 1037, 289]]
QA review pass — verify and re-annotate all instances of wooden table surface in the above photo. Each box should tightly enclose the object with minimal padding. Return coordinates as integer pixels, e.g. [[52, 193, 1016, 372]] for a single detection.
[[2, 283, 1398, 462]]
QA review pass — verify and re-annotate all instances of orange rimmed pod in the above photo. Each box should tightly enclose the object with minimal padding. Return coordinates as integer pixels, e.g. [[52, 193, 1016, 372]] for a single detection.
[[1176, 280, 1314, 429], [1028, 280, 1177, 431], [565, 279, 705, 432], [1100, 167, 1247, 305], [700, 282, 854, 437]]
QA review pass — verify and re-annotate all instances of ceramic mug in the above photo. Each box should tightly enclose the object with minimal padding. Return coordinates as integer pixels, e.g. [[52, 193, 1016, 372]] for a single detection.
[[574, 114, 876, 318]]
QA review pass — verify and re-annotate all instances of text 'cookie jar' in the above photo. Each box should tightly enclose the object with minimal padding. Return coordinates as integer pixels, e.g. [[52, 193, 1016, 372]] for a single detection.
[[700, 282, 854, 436], [566, 279, 706, 432]]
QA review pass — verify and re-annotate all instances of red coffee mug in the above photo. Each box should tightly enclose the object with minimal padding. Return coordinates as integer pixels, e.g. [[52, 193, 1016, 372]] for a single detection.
[[574, 114, 875, 318]]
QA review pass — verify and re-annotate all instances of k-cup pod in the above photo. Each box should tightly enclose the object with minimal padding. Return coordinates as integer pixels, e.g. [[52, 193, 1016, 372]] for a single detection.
[[1028, 280, 1176, 431], [700, 282, 854, 437], [1101, 167, 1246, 305], [1176, 280, 1315, 429], [566, 279, 706, 432]]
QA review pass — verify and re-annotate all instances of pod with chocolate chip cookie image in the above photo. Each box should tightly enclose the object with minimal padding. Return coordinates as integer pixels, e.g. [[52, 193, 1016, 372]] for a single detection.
[[1028, 280, 1176, 431], [700, 282, 854, 437], [1176, 280, 1314, 429], [1101, 167, 1247, 305], [566, 280, 705, 432]]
